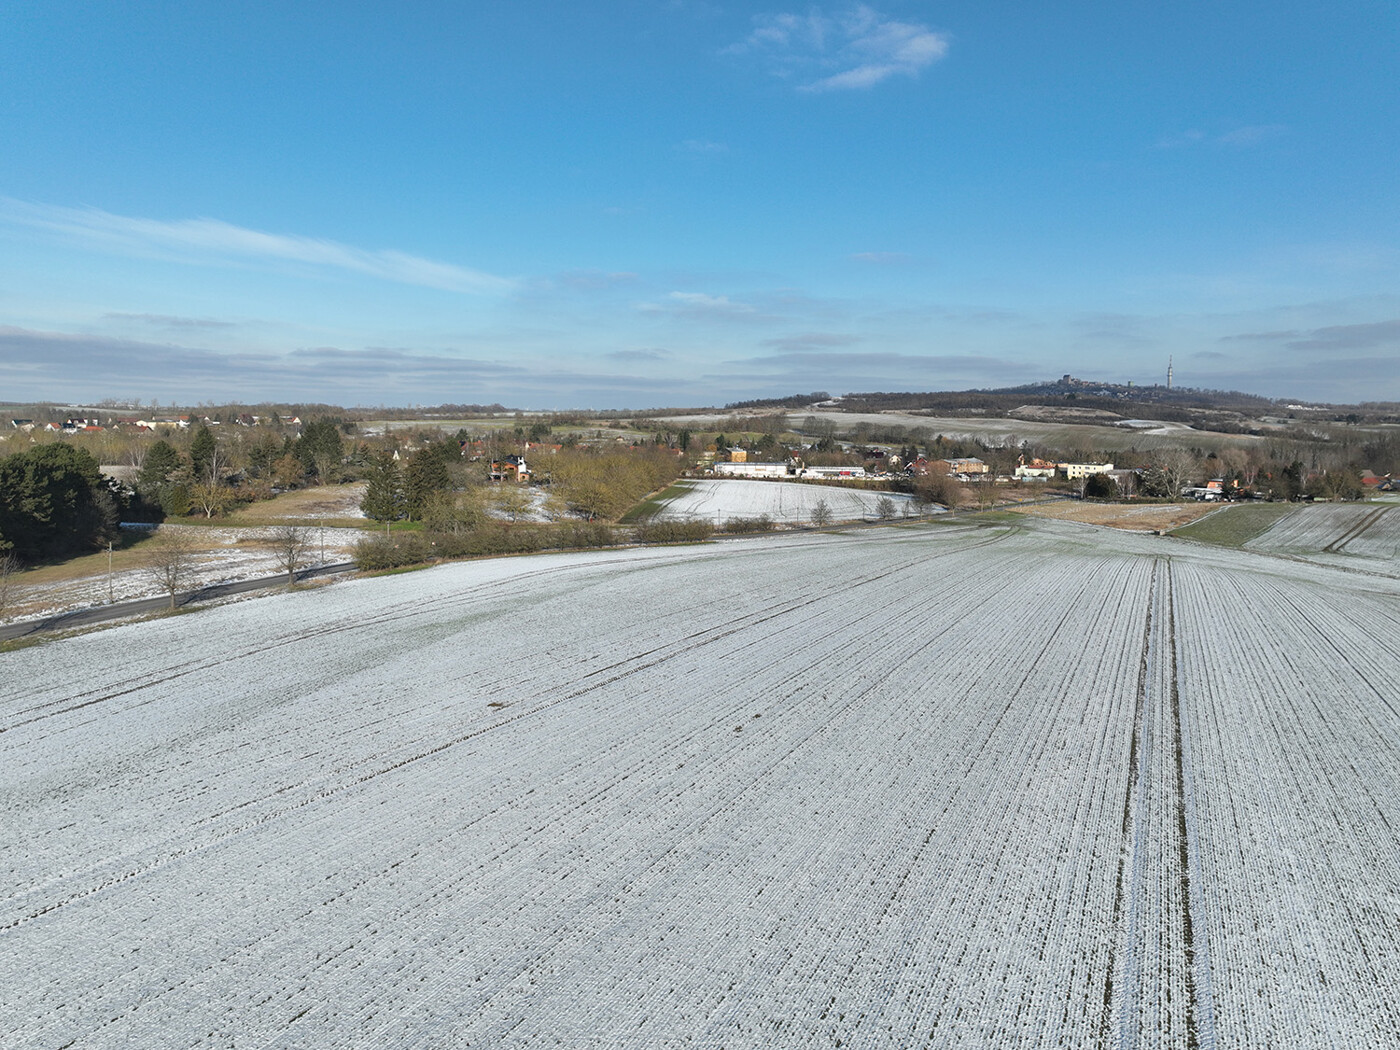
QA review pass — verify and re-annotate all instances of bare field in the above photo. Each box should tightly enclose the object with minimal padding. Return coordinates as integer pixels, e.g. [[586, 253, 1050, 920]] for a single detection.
[[226, 482, 368, 524], [1006, 500, 1219, 531]]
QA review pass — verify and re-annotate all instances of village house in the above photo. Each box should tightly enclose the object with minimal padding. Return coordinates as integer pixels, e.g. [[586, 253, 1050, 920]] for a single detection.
[[1014, 458, 1057, 480], [489, 454, 530, 482]]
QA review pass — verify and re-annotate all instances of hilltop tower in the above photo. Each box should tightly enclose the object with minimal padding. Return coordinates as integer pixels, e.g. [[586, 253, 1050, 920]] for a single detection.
[[1167, 355, 1173, 390]]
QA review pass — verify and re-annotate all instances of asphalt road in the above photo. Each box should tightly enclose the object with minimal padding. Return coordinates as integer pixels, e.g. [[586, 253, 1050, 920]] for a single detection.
[[0, 562, 357, 642]]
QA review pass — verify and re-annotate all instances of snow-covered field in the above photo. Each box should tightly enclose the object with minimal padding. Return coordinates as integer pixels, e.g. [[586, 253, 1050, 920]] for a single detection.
[[653, 478, 924, 523], [3, 520, 1399, 1046], [1245, 503, 1399, 572]]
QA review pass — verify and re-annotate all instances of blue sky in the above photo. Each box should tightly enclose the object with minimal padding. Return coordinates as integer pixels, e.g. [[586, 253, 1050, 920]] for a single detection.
[[2, 1, 1397, 408]]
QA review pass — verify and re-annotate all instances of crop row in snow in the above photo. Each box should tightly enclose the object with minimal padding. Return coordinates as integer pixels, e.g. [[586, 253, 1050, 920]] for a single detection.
[[2, 519, 1398, 1046], [1246, 503, 1399, 570], [653, 478, 925, 524]]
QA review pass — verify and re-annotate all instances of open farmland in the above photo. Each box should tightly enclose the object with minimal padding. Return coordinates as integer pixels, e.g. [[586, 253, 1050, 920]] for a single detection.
[[3, 521, 1399, 1047], [652, 478, 921, 523]]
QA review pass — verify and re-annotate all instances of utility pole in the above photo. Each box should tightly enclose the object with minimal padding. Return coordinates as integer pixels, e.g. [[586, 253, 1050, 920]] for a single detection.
[[107, 541, 114, 603]]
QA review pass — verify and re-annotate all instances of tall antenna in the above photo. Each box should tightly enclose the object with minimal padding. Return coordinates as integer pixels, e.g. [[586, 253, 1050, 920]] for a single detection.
[[1167, 355, 1173, 390]]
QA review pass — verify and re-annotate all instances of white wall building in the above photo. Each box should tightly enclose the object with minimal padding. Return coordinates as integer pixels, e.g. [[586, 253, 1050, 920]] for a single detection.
[[713, 462, 792, 478]]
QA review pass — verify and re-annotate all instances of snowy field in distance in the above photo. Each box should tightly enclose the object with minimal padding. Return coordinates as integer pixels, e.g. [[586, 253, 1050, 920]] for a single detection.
[[4, 520, 1399, 1047], [652, 478, 925, 523], [1245, 502, 1399, 572]]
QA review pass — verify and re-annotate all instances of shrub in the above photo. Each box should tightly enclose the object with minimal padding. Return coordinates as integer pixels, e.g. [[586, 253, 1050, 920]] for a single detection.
[[633, 520, 715, 544], [720, 514, 776, 534], [558, 522, 616, 548], [352, 534, 432, 570]]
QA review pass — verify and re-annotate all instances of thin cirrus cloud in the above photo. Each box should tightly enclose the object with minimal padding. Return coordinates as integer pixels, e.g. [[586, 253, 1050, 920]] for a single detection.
[[851, 251, 911, 264], [637, 291, 767, 321], [677, 139, 729, 153], [762, 332, 862, 351], [0, 325, 696, 405], [1154, 124, 1288, 150], [1221, 319, 1400, 351], [0, 197, 513, 295], [104, 312, 239, 330], [726, 5, 949, 92]]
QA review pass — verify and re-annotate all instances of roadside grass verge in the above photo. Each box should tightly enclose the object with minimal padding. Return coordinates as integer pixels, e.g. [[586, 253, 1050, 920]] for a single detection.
[[4, 529, 157, 586], [620, 480, 695, 523], [1169, 503, 1296, 547]]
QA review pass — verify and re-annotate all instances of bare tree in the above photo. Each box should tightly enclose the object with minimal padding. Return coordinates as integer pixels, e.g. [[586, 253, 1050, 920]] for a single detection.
[[810, 498, 832, 527], [190, 481, 233, 519], [271, 525, 311, 585], [0, 550, 20, 619], [145, 529, 199, 609], [875, 496, 897, 520], [915, 473, 962, 510], [1157, 447, 1200, 498]]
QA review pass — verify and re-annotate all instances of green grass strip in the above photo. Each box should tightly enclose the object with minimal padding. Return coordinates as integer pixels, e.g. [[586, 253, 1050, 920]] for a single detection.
[[619, 480, 696, 523], [1169, 502, 1297, 548]]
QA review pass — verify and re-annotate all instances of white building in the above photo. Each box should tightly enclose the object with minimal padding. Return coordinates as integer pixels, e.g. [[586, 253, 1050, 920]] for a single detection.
[[1060, 462, 1114, 480], [799, 465, 868, 479], [713, 462, 792, 479]]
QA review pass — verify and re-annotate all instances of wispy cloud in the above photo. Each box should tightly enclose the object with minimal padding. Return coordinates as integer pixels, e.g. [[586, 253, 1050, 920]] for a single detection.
[[726, 5, 949, 92], [105, 312, 238, 330], [1155, 124, 1288, 150], [724, 350, 1024, 387], [678, 139, 729, 153], [0, 198, 512, 294], [762, 332, 862, 351], [850, 250, 911, 264], [637, 291, 770, 321], [1217, 124, 1288, 147], [556, 269, 640, 291], [1221, 319, 1400, 351], [608, 348, 673, 362], [0, 325, 690, 406]]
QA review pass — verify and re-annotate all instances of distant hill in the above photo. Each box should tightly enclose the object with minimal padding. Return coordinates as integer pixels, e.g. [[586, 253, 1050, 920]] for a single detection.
[[718, 378, 1400, 431]]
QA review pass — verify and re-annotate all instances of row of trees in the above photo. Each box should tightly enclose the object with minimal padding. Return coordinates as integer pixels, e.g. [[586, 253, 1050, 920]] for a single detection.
[[141, 525, 314, 609], [135, 420, 349, 518], [358, 444, 688, 525]]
